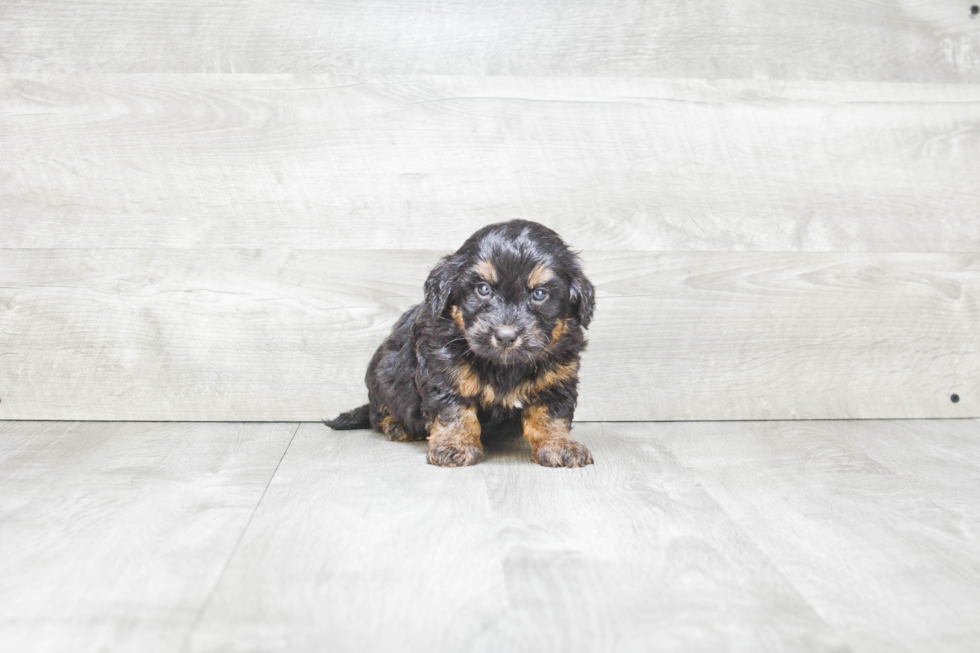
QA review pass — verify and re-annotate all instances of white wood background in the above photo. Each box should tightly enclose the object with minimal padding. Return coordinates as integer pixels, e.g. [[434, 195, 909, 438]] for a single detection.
[[1, 1, 978, 81], [3, 76, 980, 252], [0, 249, 976, 420], [1, 1, 978, 420]]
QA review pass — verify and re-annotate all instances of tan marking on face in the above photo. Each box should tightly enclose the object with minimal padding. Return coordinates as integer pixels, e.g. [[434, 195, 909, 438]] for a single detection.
[[455, 363, 481, 398], [550, 319, 569, 344], [528, 264, 555, 289], [473, 259, 498, 284], [450, 305, 465, 331]]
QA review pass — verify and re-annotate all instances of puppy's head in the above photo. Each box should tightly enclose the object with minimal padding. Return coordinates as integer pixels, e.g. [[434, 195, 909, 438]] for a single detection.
[[424, 220, 595, 365]]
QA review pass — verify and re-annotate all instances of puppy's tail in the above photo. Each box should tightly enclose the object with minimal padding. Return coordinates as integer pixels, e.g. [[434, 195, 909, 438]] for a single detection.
[[323, 404, 371, 430]]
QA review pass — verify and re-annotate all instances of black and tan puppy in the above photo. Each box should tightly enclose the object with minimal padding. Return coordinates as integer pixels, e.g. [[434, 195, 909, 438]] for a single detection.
[[324, 220, 595, 468]]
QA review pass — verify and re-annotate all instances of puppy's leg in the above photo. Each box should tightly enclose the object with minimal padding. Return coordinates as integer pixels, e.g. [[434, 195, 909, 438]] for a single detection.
[[427, 405, 483, 467], [522, 405, 593, 468], [379, 415, 425, 442]]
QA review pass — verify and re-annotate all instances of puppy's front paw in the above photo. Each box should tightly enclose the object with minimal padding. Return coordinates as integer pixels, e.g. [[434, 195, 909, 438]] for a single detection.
[[533, 439, 593, 468], [427, 444, 484, 467]]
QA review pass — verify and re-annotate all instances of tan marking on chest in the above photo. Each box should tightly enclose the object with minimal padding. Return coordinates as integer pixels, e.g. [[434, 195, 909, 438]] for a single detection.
[[532, 360, 579, 394], [478, 360, 579, 409], [479, 384, 497, 406], [454, 363, 481, 398]]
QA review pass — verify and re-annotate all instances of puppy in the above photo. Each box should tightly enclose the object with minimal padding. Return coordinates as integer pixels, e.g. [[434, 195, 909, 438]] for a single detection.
[[324, 220, 595, 468]]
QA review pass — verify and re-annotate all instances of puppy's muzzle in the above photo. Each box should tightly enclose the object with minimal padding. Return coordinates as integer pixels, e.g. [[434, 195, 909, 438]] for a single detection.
[[493, 325, 521, 349]]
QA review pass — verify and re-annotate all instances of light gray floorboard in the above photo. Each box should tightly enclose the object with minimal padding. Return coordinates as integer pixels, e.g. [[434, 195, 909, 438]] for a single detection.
[[185, 422, 847, 653], [3, 75, 979, 252], [657, 419, 980, 653], [0, 421, 297, 653], [0, 1, 976, 82], [185, 423, 514, 653], [4, 419, 978, 652], [1, 249, 976, 421]]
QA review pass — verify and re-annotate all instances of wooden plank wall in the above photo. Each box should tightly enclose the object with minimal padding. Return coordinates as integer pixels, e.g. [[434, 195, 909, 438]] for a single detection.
[[1, 1, 978, 421]]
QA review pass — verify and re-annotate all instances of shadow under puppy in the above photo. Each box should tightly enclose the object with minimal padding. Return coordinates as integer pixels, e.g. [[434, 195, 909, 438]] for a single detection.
[[324, 220, 595, 468]]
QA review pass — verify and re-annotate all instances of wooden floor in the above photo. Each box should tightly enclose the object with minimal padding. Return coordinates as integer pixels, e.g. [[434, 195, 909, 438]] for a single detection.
[[2, 419, 979, 652]]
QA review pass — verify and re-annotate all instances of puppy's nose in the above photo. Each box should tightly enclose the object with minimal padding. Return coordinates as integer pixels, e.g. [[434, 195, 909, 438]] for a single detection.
[[494, 325, 519, 347]]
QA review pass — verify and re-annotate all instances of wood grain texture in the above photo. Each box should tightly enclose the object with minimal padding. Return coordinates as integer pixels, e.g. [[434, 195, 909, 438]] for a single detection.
[[3, 74, 979, 252], [581, 251, 980, 421], [185, 422, 847, 652], [185, 423, 511, 653], [0, 249, 976, 421], [0, 421, 297, 653], [656, 419, 980, 652], [4, 420, 978, 651], [1, 1, 978, 82]]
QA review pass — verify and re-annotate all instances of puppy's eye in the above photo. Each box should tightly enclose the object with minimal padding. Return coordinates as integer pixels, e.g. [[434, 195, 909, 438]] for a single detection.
[[531, 288, 548, 302], [476, 283, 492, 297]]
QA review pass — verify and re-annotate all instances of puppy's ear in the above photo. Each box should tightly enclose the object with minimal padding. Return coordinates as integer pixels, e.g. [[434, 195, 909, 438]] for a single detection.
[[569, 270, 596, 329], [424, 255, 459, 316]]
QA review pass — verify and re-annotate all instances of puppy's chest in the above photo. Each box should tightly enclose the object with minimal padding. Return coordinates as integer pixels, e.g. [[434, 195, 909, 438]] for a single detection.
[[453, 360, 578, 409]]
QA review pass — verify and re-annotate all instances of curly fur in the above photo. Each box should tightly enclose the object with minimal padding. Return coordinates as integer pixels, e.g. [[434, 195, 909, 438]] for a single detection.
[[324, 220, 596, 467]]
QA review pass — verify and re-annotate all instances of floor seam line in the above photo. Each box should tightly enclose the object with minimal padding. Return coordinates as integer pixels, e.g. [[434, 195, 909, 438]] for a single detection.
[[178, 422, 301, 653], [655, 435, 856, 652]]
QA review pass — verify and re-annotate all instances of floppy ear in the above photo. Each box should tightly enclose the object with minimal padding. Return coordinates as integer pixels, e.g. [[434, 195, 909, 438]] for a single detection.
[[569, 270, 596, 329], [423, 254, 460, 316]]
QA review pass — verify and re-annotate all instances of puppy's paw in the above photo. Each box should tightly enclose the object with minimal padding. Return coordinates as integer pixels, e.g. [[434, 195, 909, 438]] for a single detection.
[[533, 438, 594, 468], [427, 444, 484, 467]]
